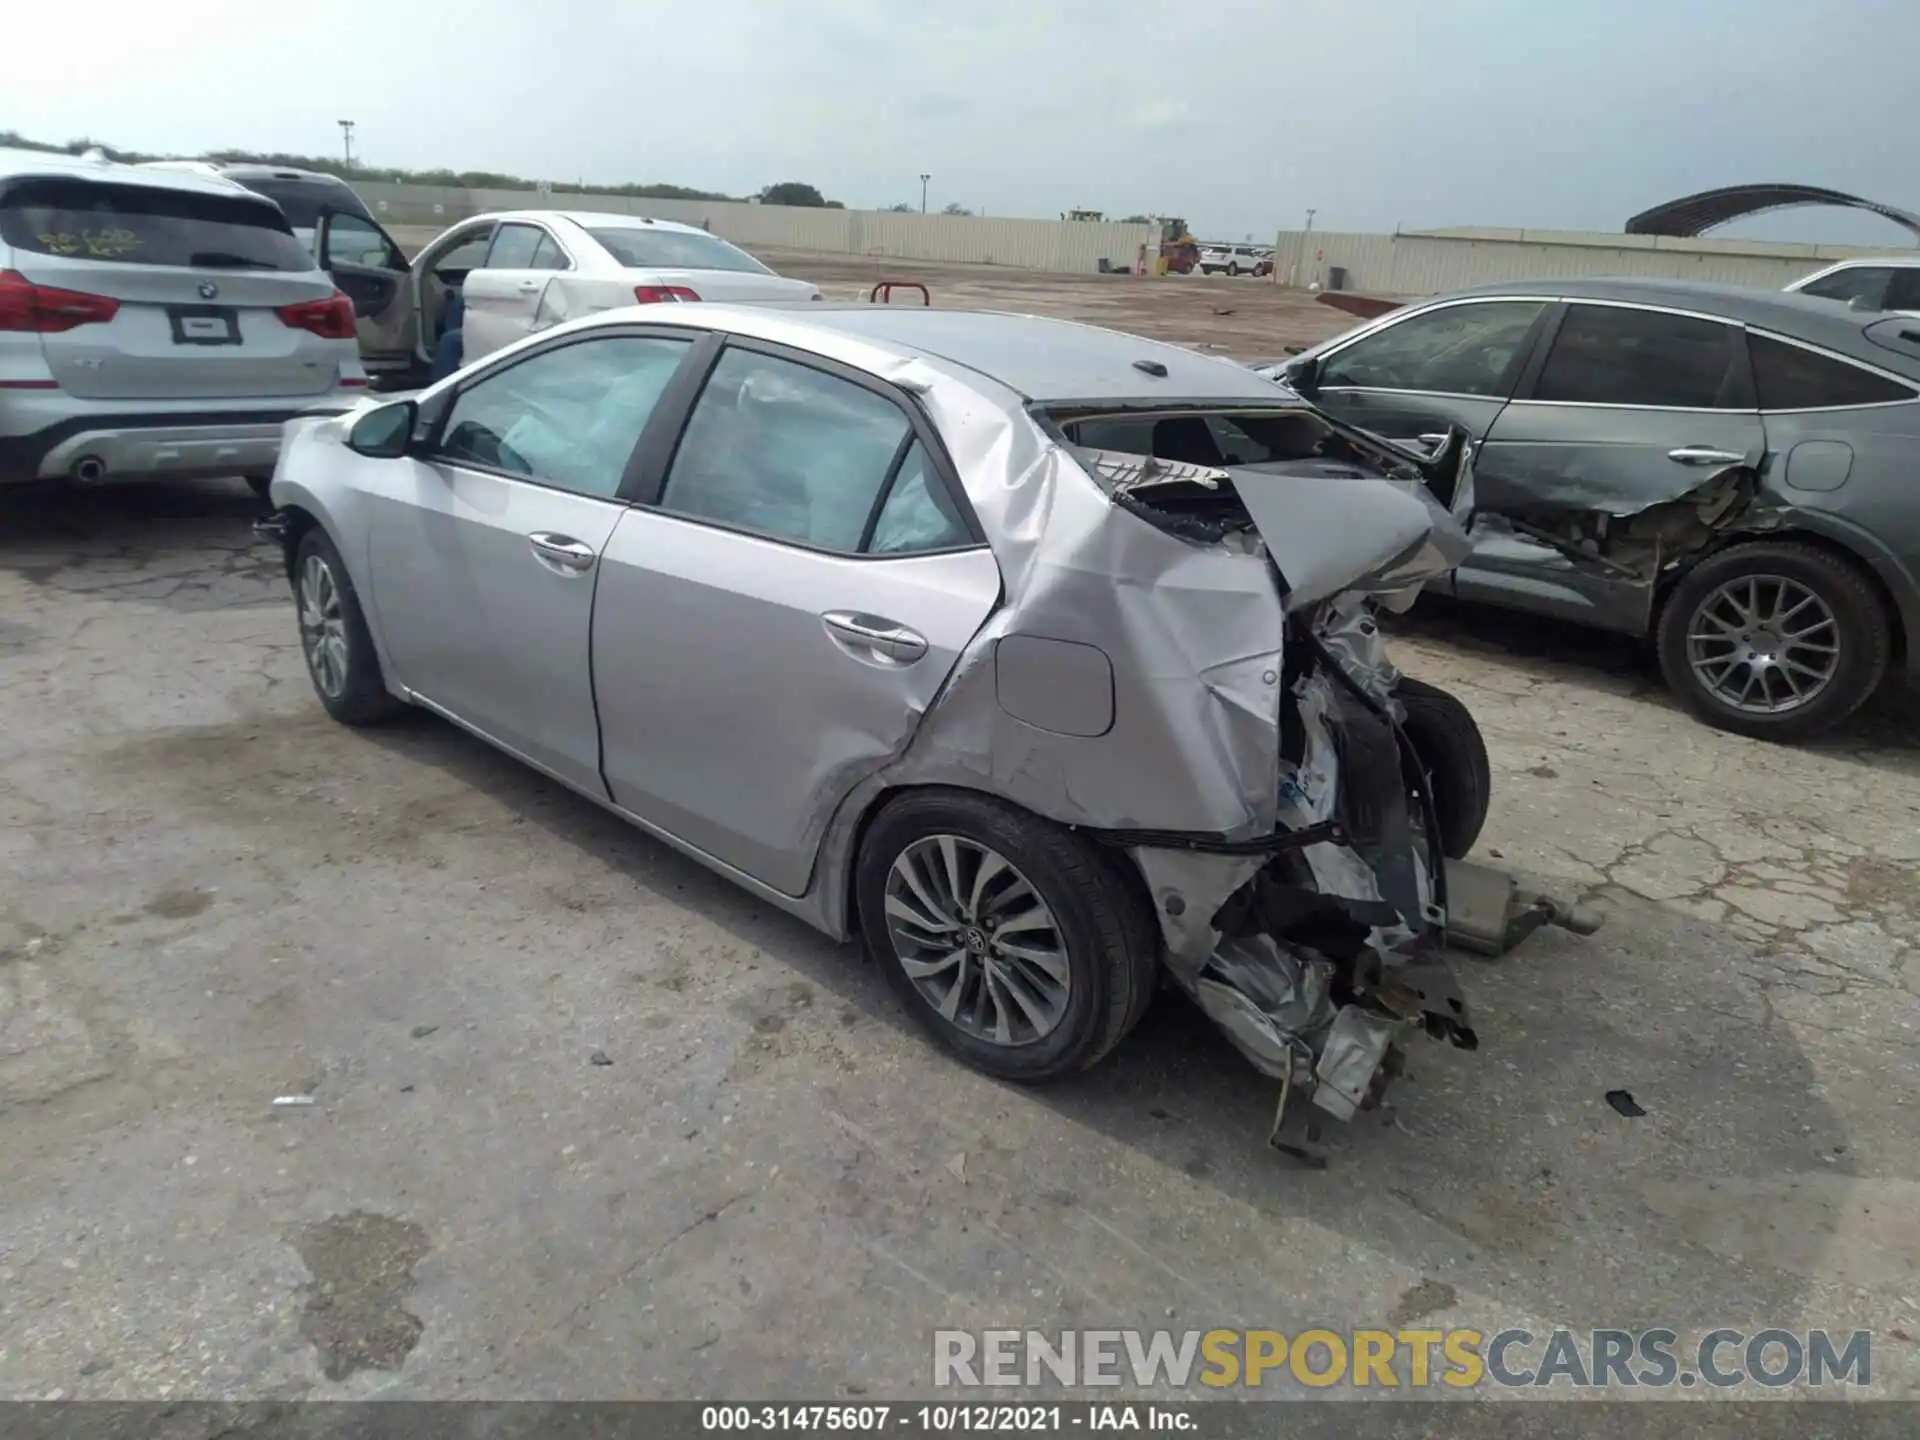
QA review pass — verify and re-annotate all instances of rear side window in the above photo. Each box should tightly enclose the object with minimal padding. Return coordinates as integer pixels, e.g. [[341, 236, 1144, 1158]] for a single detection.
[[1796, 266, 1894, 309], [1749, 333, 1914, 410], [0, 178, 311, 272], [1534, 305, 1743, 409], [660, 348, 965, 554], [586, 227, 772, 275], [484, 223, 550, 270]]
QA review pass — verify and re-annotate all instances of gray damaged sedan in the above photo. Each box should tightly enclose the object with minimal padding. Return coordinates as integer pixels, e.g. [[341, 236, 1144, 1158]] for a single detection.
[[261, 305, 1566, 1152]]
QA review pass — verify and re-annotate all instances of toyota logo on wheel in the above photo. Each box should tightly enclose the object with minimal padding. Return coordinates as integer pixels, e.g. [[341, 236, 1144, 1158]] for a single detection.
[[197, 281, 220, 300]]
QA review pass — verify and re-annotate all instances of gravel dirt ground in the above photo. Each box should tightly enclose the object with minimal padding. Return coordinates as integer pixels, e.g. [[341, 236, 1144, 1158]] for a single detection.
[[2, 253, 1918, 1407]]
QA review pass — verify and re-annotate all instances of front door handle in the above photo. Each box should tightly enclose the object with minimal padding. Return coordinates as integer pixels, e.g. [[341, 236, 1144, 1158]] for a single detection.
[[527, 531, 596, 573], [822, 611, 928, 663], [1668, 446, 1746, 466]]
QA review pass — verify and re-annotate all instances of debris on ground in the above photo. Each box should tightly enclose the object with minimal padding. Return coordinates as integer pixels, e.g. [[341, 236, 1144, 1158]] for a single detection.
[[1605, 1090, 1646, 1118], [589, 1049, 613, 1067], [410, 1024, 439, 1039], [272, 1095, 316, 1108], [946, 1153, 967, 1183]]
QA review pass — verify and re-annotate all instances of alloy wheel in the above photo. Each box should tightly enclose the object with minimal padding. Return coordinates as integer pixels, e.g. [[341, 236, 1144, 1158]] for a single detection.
[[1685, 573, 1840, 715], [883, 835, 1070, 1046], [298, 553, 351, 699]]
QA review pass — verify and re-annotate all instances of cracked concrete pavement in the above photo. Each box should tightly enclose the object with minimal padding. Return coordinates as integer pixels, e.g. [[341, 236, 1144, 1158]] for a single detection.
[[1, 474, 1916, 1405]]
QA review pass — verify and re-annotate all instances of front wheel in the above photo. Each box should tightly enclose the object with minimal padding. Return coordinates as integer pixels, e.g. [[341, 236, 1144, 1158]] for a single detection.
[[855, 789, 1159, 1082], [1656, 541, 1890, 741], [293, 527, 404, 727], [1395, 677, 1491, 860]]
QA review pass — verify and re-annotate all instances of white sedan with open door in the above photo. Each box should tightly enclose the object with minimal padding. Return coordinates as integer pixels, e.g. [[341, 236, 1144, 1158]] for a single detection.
[[313, 208, 823, 388]]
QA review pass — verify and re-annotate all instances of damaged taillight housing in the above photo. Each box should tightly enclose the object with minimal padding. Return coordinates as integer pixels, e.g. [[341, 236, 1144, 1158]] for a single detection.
[[634, 285, 700, 304]]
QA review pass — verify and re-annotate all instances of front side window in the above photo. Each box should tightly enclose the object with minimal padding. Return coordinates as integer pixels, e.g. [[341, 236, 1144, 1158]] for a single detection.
[[484, 223, 558, 271], [1319, 300, 1545, 397], [431, 227, 495, 274], [1797, 266, 1894, 309], [1750, 333, 1915, 410], [660, 348, 964, 554], [1533, 305, 1742, 409], [322, 212, 399, 270], [0, 178, 311, 271], [436, 335, 693, 496]]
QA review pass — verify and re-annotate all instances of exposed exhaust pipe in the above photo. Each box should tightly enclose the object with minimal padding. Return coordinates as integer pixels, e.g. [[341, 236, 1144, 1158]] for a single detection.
[[72, 456, 106, 482]]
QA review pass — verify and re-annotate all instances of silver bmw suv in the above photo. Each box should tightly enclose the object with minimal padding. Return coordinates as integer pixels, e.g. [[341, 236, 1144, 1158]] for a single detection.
[[0, 148, 368, 495]]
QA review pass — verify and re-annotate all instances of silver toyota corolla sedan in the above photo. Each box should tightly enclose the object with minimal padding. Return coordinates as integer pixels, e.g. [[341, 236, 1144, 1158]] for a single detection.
[[261, 303, 1498, 1150]]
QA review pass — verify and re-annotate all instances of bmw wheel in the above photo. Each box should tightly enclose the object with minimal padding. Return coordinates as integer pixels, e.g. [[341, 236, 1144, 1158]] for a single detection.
[[855, 789, 1159, 1081]]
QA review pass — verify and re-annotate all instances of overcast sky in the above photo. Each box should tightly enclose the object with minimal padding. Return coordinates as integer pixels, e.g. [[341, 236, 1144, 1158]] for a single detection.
[[8, 0, 1916, 246]]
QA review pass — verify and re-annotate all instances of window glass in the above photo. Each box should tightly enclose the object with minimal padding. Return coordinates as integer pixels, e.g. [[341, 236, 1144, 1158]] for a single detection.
[[1319, 301, 1544, 396], [321, 213, 396, 269], [1798, 267, 1893, 309], [0, 178, 311, 271], [432, 228, 495, 273], [585, 226, 773, 275], [660, 349, 913, 551], [1534, 305, 1740, 408], [437, 336, 692, 496], [1883, 269, 1920, 312], [1750, 333, 1914, 410], [237, 177, 374, 231], [529, 233, 569, 270], [868, 441, 971, 553], [484, 223, 546, 270]]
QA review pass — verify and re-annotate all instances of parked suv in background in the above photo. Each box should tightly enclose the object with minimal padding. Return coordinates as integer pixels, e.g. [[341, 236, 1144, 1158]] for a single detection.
[[0, 149, 368, 494], [1272, 278, 1920, 741], [1195, 243, 1272, 277], [137, 161, 382, 256], [1786, 257, 1920, 315]]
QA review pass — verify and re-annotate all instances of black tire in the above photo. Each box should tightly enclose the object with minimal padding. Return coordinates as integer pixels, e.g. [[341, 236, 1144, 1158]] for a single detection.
[[292, 527, 404, 727], [245, 475, 273, 501], [1227, 262, 1242, 277], [1395, 676, 1491, 861], [855, 788, 1160, 1082], [1656, 540, 1890, 741]]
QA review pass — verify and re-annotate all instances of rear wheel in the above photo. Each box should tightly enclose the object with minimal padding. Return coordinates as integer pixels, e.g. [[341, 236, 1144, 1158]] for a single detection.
[[293, 527, 404, 727], [855, 789, 1159, 1081], [1227, 262, 1242, 277], [1657, 541, 1889, 741], [1395, 677, 1491, 860]]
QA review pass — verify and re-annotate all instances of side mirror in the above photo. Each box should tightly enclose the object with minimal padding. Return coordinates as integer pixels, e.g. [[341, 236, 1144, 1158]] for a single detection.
[[1282, 354, 1322, 395], [347, 400, 417, 459]]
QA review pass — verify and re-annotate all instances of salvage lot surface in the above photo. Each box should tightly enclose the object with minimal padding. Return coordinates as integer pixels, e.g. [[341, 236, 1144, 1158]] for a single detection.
[[4, 257, 1920, 1404]]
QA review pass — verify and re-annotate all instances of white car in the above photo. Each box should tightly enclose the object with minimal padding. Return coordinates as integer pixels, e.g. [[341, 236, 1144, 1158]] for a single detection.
[[1195, 243, 1272, 277], [313, 209, 824, 386], [1785, 257, 1920, 315]]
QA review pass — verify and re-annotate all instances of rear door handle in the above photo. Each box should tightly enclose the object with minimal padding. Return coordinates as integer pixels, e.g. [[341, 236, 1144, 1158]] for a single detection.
[[822, 611, 928, 663], [527, 531, 596, 573], [1668, 446, 1746, 466], [517, 279, 542, 293]]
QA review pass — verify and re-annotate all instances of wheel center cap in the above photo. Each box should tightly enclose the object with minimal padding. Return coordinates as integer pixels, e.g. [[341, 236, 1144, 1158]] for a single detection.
[[963, 927, 989, 954]]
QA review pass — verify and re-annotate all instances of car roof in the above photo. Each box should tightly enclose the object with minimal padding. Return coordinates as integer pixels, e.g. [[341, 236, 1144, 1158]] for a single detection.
[[212, 163, 357, 186], [0, 146, 268, 202], [1438, 276, 1920, 373], [779, 308, 1293, 402], [473, 209, 718, 238]]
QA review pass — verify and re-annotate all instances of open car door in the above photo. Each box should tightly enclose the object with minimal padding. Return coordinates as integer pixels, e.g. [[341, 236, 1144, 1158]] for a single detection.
[[316, 209, 417, 387]]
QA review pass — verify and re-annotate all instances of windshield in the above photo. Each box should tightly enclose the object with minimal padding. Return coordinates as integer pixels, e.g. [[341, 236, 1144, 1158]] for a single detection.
[[234, 177, 376, 230], [585, 226, 773, 275], [0, 177, 312, 271]]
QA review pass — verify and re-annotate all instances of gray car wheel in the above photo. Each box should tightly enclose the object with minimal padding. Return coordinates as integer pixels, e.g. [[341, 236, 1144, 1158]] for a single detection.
[[856, 789, 1159, 1082], [1657, 540, 1890, 741], [293, 528, 404, 728]]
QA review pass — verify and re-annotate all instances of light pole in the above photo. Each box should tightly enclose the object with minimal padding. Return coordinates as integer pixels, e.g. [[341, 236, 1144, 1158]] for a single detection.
[[919, 174, 930, 214], [338, 120, 355, 167], [1299, 207, 1317, 288]]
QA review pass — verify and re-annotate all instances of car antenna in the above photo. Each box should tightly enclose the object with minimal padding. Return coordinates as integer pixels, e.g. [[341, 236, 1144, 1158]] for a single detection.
[[1132, 359, 1169, 378]]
